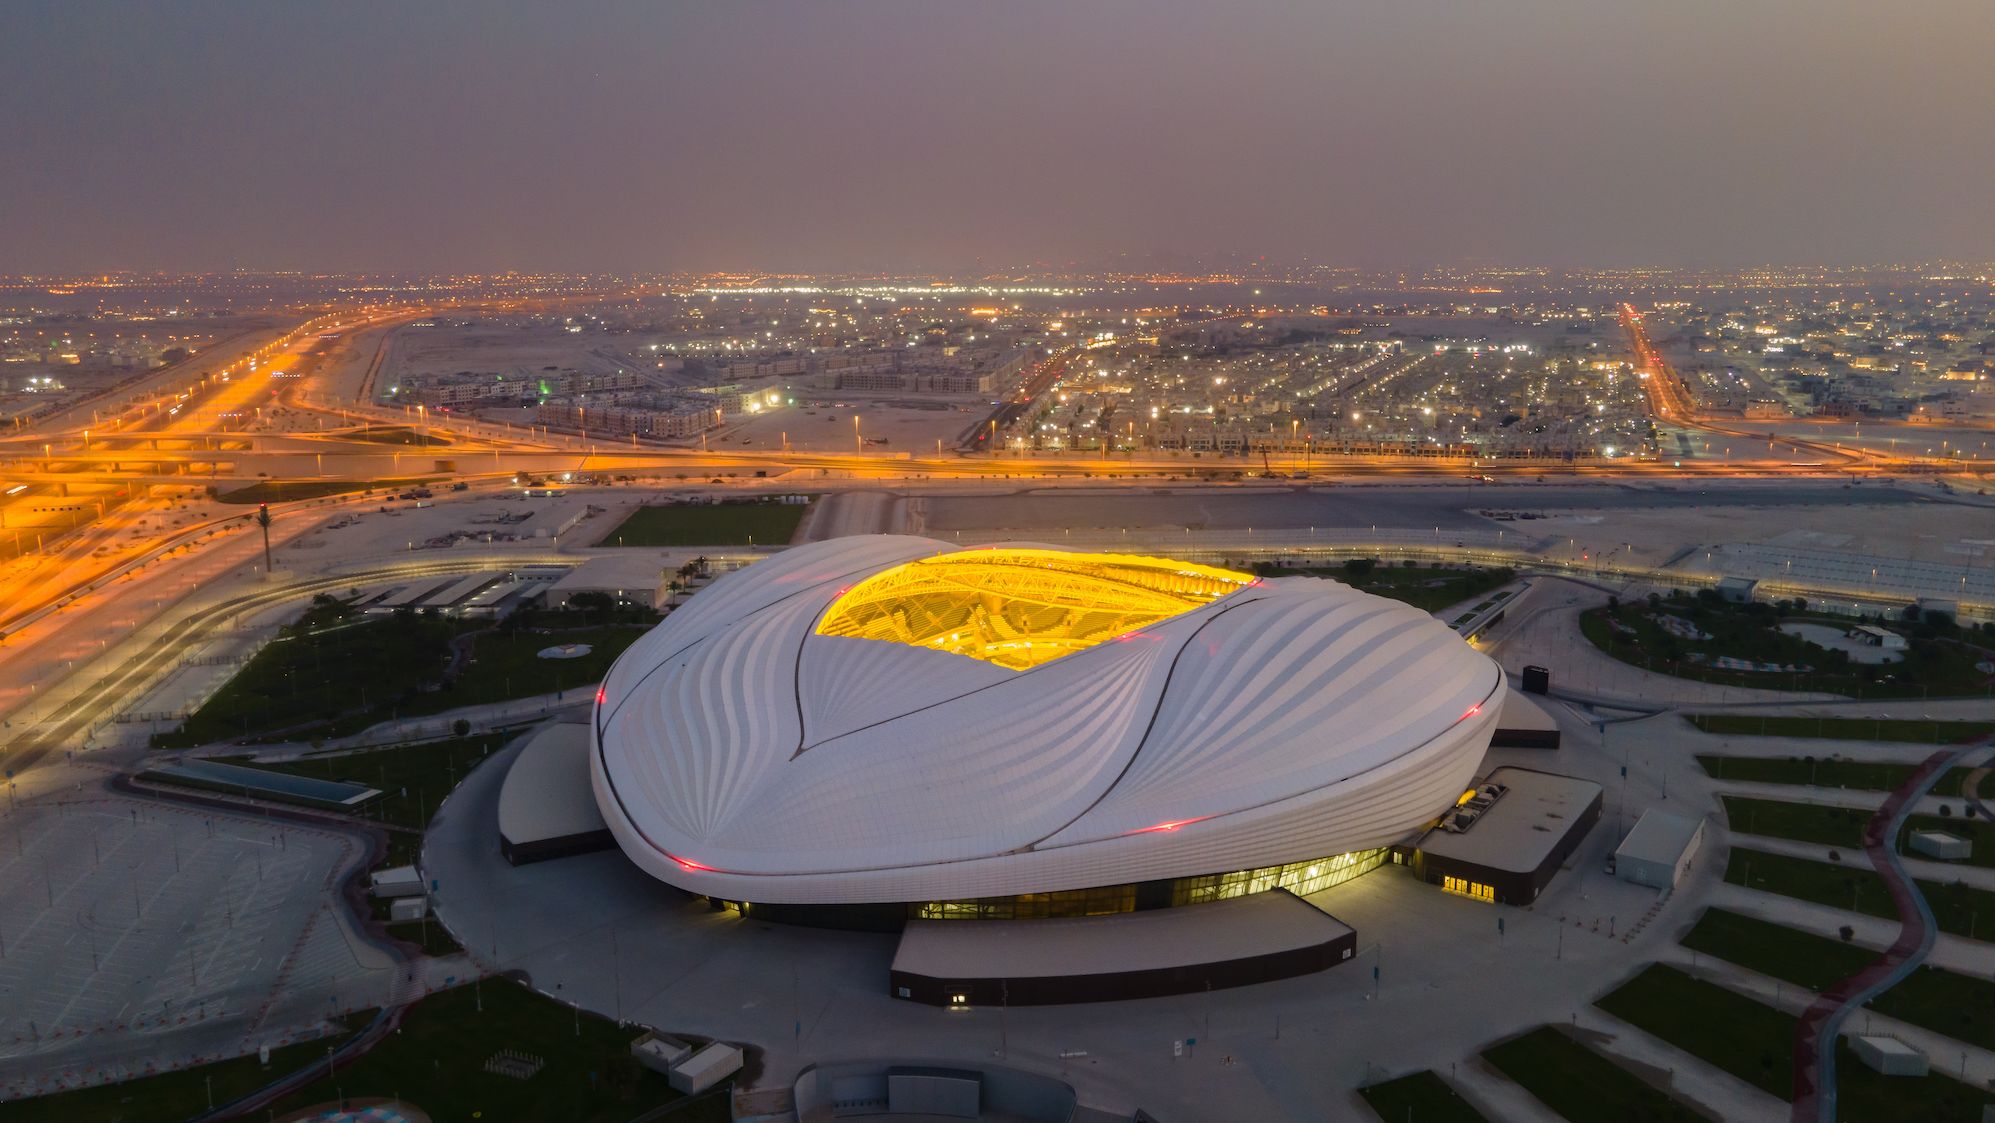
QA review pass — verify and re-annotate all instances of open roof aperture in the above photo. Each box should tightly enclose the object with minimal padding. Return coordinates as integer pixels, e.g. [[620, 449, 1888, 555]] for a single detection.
[[814, 548, 1254, 671]]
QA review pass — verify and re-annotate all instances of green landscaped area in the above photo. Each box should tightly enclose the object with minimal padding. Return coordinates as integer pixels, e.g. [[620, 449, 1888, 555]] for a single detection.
[[1722, 795, 1870, 848], [262, 979, 729, 1123], [1596, 963, 1797, 1100], [1255, 559, 1517, 612], [1480, 1026, 1708, 1122], [1681, 907, 1874, 991], [1722, 797, 1995, 872], [0, 1015, 370, 1123], [600, 499, 810, 547], [1581, 594, 1995, 698], [156, 596, 651, 747], [1690, 714, 1995, 744], [1357, 1069, 1489, 1122], [444, 623, 647, 708], [1725, 847, 1995, 940], [1681, 908, 1995, 1052], [1697, 755, 1973, 797], [216, 479, 413, 504], [339, 425, 454, 446]]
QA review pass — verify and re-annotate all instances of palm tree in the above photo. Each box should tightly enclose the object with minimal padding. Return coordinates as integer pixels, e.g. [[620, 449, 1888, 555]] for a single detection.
[[255, 503, 273, 574]]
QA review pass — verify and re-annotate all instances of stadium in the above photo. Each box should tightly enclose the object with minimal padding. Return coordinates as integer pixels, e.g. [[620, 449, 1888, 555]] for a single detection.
[[589, 535, 1505, 924]]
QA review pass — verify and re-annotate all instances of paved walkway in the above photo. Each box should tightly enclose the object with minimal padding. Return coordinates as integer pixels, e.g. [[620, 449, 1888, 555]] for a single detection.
[[1487, 586, 1840, 707], [1573, 1005, 1785, 1122], [1451, 1058, 1565, 1123]]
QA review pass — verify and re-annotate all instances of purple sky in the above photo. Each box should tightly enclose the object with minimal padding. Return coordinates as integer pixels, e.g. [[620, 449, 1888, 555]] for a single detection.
[[5, 1, 1993, 274]]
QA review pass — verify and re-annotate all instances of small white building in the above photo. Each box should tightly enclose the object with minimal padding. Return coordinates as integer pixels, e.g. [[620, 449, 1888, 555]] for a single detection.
[[1614, 810, 1706, 890], [369, 865, 425, 899], [1847, 625, 1909, 651], [1716, 576, 1759, 604], [1910, 830, 1972, 861], [388, 896, 429, 922], [1852, 1034, 1928, 1076], [670, 1041, 743, 1095], [546, 553, 669, 609], [630, 1031, 693, 1076]]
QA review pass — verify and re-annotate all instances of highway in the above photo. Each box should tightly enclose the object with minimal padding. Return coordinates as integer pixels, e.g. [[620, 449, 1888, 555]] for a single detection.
[[0, 553, 569, 776]]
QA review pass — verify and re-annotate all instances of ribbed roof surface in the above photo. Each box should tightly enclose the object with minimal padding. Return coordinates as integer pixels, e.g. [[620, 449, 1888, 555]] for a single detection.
[[592, 536, 1503, 903]]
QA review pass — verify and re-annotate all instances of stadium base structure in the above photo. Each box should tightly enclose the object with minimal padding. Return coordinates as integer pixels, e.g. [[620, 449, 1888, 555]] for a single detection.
[[889, 890, 1356, 1005]]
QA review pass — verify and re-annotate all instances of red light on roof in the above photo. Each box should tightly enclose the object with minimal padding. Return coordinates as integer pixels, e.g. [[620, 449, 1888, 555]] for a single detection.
[[670, 854, 715, 872], [1460, 703, 1482, 721], [1132, 816, 1211, 834], [595, 686, 607, 706]]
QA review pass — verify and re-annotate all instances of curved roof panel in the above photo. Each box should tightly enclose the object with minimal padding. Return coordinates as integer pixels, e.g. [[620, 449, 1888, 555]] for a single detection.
[[592, 536, 1504, 903]]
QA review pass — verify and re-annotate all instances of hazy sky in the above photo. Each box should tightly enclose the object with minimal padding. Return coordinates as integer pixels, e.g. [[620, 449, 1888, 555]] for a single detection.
[[5, 1, 1994, 274]]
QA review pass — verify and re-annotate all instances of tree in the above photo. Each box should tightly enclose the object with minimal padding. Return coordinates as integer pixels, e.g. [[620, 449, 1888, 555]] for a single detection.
[[254, 503, 273, 574], [1839, 925, 1855, 943], [452, 718, 471, 738]]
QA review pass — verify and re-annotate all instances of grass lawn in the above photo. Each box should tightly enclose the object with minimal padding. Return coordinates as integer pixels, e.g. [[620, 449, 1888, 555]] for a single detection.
[[0, 1017, 369, 1123], [1680, 907, 1873, 991], [1721, 796, 1870, 848], [1681, 908, 1995, 1053], [340, 425, 454, 446], [1257, 560, 1516, 612], [427, 624, 648, 712], [1697, 755, 1972, 797], [1725, 847, 1995, 941], [1580, 596, 1992, 698], [1690, 714, 1995, 744], [263, 979, 728, 1123], [1481, 1026, 1708, 1122], [160, 600, 651, 747], [1596, 963, 1796, 1100], [159, 605, 460, 746], [600, 500, 809, 547], [216, 479, 418, 504], [1357, 1069, 1489, 1122]]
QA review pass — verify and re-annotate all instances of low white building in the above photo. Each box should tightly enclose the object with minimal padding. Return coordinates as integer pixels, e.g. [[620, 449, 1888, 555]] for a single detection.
[[369, 865, 425, 899], [1614, 810, 1706, 890], [1852, 1034, 1927, 1076], [1910, 830, 1972, 861], [630, 1031, 693, 1076], [1847, 625, 1909, 651], [670, 1042, 743, 1095]]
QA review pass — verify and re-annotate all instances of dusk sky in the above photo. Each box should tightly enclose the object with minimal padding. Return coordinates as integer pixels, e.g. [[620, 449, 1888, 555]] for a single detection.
[[5, 1, 1994, 274]]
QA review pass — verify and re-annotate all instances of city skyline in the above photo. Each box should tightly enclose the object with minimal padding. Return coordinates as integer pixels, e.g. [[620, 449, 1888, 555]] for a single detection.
[[7, 1, 1995, 274]]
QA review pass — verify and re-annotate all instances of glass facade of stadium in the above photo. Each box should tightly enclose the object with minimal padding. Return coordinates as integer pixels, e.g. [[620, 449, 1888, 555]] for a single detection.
[[718, 847, 1391, 928]]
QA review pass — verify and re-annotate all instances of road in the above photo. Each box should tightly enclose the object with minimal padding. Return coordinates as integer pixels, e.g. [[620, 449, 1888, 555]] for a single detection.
[[0, 553, 568, 777]]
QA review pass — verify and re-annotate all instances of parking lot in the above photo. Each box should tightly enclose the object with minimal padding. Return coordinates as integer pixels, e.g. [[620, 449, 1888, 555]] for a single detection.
[[0, 794, 413, 1098]]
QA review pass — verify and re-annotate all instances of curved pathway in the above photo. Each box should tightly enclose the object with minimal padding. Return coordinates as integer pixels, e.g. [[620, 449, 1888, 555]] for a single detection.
[[1790, 733, 1995, 1123]]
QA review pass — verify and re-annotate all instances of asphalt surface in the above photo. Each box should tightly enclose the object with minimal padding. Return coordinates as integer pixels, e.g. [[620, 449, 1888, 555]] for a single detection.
[[921, 481, 1941, 534]]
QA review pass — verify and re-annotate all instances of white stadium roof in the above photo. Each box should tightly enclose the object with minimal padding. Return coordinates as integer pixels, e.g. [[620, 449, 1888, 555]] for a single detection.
[[591, 536, 1504, 904]]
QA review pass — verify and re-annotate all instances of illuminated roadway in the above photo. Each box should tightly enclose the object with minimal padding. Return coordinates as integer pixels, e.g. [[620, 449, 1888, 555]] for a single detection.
[[0, 300, 1986, 772]]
